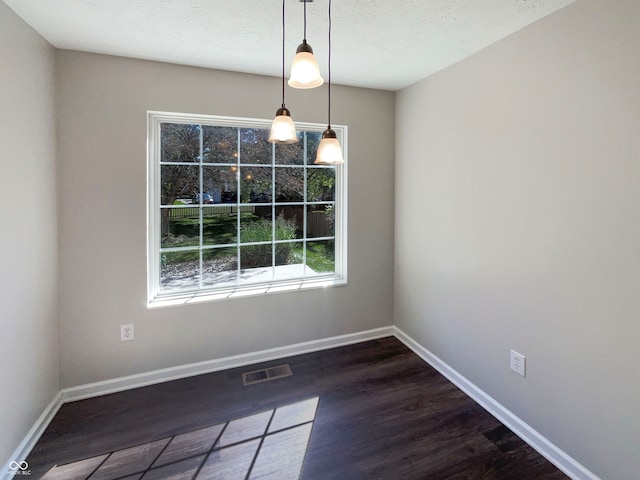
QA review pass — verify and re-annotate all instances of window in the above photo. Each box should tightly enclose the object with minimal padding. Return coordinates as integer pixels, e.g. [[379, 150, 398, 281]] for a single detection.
[[147, 112, 347, 305]]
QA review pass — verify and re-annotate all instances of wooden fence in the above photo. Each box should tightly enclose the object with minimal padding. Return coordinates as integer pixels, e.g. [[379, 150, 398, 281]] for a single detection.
[[168, 205, 256, 219], [167, 205, 332, 237], [307, 211, 333, 238]]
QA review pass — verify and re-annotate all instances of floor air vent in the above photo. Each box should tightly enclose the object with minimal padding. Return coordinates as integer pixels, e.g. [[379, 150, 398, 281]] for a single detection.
[[242, 364, 293, 386]]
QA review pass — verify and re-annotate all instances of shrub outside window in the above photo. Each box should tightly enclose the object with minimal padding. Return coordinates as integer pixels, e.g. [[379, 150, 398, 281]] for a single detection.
[[147, 111, 347, 305]]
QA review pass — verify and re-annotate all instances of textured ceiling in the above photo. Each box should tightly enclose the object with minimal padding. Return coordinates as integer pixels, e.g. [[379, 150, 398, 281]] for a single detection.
[[3, 0, 576, 91]]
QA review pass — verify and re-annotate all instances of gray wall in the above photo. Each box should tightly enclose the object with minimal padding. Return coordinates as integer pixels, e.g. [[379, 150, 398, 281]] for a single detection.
[[0, 3, 59, 467], [395, 1, 640, 478], [56, 50, 395, 388]]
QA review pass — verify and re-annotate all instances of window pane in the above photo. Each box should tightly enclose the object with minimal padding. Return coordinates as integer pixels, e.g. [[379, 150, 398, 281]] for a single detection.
[[275, 136, 304, 165], [307, 168, 335, 202], [240, 128, 272, 164], [161, 209, 200, 248], [161, 123, 200, 163], [275, 241, 304, 280], [305, 131, 322, 165], [241, 214, 272, 243], [287, 242, 304, 265], [202, 248, 237, 288], [150, 113, 344, 301], [275, 206, 304, 239], [275, 167, 304, 202], [306, 240, 335, 274], [240, 167, 272, 203], [202, 206, 237, 246], [274, 241, 298, 266], [240, 244, 273, 270], [203, 166, 237, 204], [276, 205, 304, 240], [160, 250, 200, 291], [161, 165, 199, 205], [306, 205, 335, 238], [202, 126, 238, 164]]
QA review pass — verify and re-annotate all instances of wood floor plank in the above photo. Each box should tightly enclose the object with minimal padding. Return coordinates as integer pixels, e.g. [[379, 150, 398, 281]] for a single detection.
[[89, 438, 169, 480], [197, 439, 259, 480], [152, 424, 224, 468], [39, 454, 108, 480], [218, 411, 272, 447], [26, 338, 568, 479], [142, 455, 204, 480], [249, 423, 313, 480], [268, 397, 319, 433]]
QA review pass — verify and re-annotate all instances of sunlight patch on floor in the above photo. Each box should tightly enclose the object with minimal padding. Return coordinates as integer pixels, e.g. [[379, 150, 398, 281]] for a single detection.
[[41, 397, 320, 480]]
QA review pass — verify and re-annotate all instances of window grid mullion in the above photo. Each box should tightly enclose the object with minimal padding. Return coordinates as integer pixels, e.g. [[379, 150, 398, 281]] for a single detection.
[[271, 143, 276, 280], [302, 132, 308, 279], [236, 127, 241, 286], [150, 113, 344, 303], [154, 120, 162, 297], [199, 124, 204, 290]]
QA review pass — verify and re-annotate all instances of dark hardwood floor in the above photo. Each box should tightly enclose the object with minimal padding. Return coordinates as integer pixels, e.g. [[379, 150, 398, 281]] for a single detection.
[[27, 337, 568, 479]]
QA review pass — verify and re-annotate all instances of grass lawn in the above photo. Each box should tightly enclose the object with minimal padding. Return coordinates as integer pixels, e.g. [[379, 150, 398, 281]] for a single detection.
[[162, 213, 334, 273]]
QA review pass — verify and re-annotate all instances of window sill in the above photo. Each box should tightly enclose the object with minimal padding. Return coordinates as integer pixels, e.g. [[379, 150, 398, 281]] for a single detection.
[[147, 276, 347, 309]]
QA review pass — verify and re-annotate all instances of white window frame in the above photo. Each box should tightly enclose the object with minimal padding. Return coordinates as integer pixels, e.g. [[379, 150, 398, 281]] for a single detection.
[[147, 111, 348, 307]]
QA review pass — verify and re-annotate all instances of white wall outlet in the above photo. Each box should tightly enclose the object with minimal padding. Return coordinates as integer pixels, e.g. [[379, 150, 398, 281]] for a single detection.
[[120, 323, 134, 342], [510, 349, 526, 377]]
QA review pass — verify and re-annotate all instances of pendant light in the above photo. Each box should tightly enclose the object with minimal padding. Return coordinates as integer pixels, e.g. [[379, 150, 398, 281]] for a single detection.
[[315, 0, 344, 164], [288, 0, 324, 89], [269, 0, 298, 144]]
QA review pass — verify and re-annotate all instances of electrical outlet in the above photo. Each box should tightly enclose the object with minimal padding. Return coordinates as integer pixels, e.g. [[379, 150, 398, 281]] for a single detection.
[[510, 349, 525, 377], [120, 324, 134, 342]]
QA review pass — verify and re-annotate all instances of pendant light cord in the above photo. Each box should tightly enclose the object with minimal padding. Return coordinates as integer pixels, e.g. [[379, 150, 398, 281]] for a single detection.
[[327, 0, 332, 129], [281, 0, 286, 107], [303, 0, 307, 40]]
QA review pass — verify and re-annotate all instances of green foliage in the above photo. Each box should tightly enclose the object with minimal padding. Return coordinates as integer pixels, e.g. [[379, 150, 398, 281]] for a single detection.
[[306, 242, 335, 273], [240, 218, 272, 243], [239, 168, 271, 203], [240, 214, 297, 268], [165, 212, 260, 248], [159, 125, 337, 276], [307, 168, 335, 202], [305, 131, 322, 163], [160, 249, 199, 267], [163, 213, 334, 272]]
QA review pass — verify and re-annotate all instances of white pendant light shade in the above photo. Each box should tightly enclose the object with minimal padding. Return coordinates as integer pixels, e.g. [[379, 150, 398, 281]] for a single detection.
[[269, 107, 298, 144], [269, 0, 298, 145], [289, 42, 324, 89], [314, 0, 343, 165], [315, 128, 344, 164]]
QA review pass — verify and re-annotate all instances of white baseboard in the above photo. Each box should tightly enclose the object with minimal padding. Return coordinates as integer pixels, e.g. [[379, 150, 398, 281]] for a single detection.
[[2, 391, 64, 480], [5, 326, 393, 476], [7, 325, 600, 480], [62, 326, 395, 402], [393, 326, 601, 480]]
